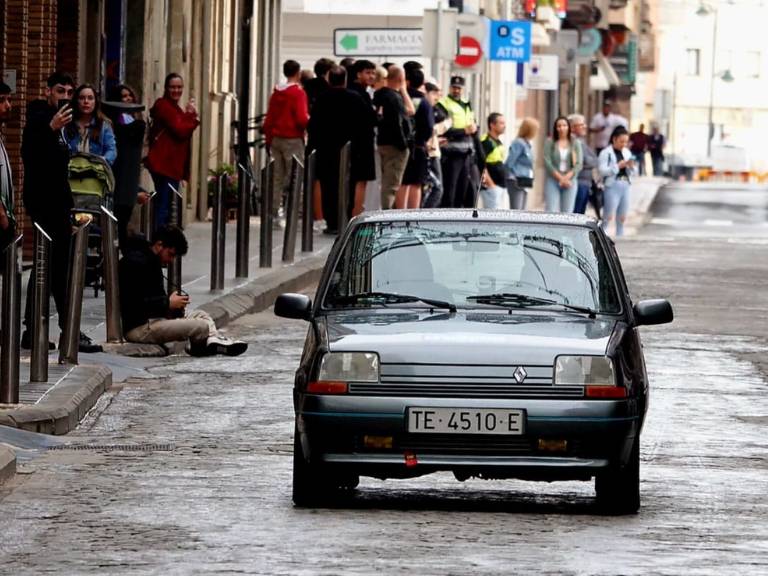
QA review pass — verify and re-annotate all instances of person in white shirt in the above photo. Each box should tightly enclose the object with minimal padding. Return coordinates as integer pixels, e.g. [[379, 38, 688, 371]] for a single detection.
[[590, 100, 628, 153], [598, 125, 636, 237]]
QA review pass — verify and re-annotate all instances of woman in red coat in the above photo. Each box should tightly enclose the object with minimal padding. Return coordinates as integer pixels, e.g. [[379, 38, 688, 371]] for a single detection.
[[145, 73, 199, 230]]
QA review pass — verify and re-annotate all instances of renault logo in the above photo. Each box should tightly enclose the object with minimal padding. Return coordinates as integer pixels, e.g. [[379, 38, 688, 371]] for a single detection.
[[513, 366, 527, 384]]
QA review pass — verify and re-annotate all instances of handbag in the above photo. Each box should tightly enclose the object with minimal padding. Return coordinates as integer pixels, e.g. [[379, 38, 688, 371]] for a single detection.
[[515, 176, 534, 188]]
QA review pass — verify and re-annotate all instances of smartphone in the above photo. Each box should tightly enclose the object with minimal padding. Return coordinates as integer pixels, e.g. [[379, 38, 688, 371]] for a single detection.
[[57, 99, 70, 111]]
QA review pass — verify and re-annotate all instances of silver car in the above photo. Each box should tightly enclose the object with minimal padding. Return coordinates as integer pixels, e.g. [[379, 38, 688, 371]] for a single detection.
[[275, 210, 673, 513]]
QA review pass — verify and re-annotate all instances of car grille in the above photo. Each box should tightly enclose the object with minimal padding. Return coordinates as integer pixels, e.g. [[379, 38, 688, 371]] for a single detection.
[[354, 434, 585, 457], [347, 363, 584, 399]]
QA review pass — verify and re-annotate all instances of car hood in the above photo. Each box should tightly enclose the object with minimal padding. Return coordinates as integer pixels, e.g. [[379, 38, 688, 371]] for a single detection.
[[323, 309, 617, 365]]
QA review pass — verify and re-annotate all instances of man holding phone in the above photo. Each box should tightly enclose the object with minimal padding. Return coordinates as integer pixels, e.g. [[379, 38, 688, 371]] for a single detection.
[[119, 225, 247, 356], [20, 72, 101, 352]]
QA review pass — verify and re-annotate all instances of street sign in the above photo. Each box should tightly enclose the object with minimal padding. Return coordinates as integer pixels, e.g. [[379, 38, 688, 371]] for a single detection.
[[488, 20, 532, 63], [422, 8, 459, 60], [453, 14, 488, 72], [524, 54, 559, 90], [456, 36, 483, 68], [333, 28, 423, 57]]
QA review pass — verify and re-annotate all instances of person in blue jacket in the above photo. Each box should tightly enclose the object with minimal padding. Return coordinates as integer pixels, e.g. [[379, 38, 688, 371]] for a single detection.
[[64, 83, 117, 165]]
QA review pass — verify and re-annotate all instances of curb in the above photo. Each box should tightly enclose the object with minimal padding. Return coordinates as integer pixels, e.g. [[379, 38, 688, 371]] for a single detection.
[[0, 443, 15, 485], [0, 364, 113, 435], [198, 251, 329, 328]]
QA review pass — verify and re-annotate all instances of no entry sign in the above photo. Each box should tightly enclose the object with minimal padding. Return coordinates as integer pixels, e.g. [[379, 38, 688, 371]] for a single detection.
[[455, 36, 483, 68]]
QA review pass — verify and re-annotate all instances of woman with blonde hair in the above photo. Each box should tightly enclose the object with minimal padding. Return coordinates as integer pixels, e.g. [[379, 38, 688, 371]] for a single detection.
[[543, 115, 582, 212], [505, 117, 539, 209]]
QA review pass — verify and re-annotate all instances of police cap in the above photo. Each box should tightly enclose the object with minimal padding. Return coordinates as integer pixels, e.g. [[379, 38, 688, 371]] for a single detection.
[[450, 75, 466, 87]]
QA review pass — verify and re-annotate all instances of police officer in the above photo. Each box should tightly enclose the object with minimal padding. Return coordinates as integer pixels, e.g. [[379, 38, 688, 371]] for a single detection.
[[436, 76, 477, 208], [479, 113, 508, 209]]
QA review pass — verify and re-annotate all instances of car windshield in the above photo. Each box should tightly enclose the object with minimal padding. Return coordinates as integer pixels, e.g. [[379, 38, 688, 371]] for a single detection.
[[323, 221, 622, 314]]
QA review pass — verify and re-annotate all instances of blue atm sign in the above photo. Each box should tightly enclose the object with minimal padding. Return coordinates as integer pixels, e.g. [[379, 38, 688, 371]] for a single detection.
[[489, 20, 532, 63]]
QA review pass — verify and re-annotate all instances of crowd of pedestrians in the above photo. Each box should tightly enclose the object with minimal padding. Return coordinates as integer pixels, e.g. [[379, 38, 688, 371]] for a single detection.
[[264, 57, 666, 239], [0, 71, 245, 357]]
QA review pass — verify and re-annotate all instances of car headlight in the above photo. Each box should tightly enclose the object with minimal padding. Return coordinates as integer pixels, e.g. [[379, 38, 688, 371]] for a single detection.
[[554, 356, 615, 386], [317, 352, 380, 383]]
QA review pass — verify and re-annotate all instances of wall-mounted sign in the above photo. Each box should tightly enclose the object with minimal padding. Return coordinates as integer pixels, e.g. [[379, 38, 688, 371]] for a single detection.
[[333, 28, 423, 57], [488, 20, 532, 62], [524, 54, 559, 90]]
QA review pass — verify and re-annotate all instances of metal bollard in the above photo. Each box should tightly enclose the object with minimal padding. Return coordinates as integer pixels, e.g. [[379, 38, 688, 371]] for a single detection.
[[1, 235, 22, 404], [282, 155, 304, 263], [259, 157, 274, 268], [30, 225, 52, 383], [301, 148, 316, 253], [59, 223, 90, 365], [210, 173, 226, 291], [101, 207, 123, 343], [140, 190, 156, 243], [235, 161, 251, 278], [166, 184, 183, 296], [337, 141, 352, 234]]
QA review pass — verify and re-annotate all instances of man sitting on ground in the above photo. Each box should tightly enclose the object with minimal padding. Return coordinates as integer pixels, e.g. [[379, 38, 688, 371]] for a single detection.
[[119, 226, 247, 356]]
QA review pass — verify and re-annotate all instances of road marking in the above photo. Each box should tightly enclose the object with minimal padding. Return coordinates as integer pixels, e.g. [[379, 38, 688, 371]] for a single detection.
[[703, 219, 734, 226], [650, 218, 681, 226]]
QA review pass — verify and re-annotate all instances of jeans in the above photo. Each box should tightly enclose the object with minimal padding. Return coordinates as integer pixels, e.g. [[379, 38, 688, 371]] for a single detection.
[[479, 186, 505, 209], [634, 152, 646, 176], [544, 175, 577, 213], [506, 178, 528, 210], [601, 179, 631, 236], [574, 182, 591, 214], [652, 156, 664, 176], [150, 172, 180, 232]]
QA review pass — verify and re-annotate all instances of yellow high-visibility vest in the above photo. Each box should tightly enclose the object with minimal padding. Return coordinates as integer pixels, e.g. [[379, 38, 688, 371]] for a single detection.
[[481, 134, 506, 164], [439, 96, 474, 130]]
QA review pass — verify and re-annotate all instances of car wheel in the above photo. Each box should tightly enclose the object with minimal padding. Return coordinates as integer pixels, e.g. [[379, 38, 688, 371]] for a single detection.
[[292, 428, 358, 507], [595, 436, 640, 515]]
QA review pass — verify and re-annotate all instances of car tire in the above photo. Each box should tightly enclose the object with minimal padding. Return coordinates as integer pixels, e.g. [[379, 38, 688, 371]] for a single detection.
[[292, 428, 358, 507], [595, 436, 640, 515]]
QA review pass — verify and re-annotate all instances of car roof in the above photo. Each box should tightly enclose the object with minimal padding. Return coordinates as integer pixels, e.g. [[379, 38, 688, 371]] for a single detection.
[[350, 209, 599, 228]]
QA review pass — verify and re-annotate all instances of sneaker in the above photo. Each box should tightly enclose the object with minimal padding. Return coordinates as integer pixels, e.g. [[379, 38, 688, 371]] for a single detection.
[[205, 336, 248, 357], [78, 332, 103, 353], [185, 341, 212, 357], [21, 330, 55, 351], [323, 227, 338, 236]]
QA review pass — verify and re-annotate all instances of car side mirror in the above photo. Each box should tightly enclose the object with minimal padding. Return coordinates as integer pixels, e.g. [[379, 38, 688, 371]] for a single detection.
[[634, 299, 673, 326], [274, 293, 312, 321]]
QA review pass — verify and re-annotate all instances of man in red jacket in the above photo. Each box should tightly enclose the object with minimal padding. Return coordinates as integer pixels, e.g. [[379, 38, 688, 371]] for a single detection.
[[263, 60, 309, 223]]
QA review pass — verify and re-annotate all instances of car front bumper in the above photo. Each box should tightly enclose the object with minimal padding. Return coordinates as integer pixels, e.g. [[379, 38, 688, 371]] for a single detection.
[[297, 394, 642, 480]]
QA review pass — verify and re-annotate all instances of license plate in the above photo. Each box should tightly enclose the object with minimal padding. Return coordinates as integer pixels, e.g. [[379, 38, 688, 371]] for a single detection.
[[407, 407, 525, 435]]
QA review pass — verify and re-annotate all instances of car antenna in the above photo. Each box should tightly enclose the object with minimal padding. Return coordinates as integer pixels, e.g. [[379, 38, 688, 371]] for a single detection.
[[472, 209, 479, 218]]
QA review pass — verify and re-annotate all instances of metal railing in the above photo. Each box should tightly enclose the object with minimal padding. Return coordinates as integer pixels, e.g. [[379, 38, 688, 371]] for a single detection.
[[337, 141, 352, 233], [301, 148, 316, 253], [235, 161, 252, 278], [1, 235, 22, 403], [166, 183, 183, 296], [210, 173, 227, 291], [259, 157, 274, 268], [30, 225, 51, 383], [101, 207, 123, 343], [282, 154, 304, 263], [59, 222, 90, 365]]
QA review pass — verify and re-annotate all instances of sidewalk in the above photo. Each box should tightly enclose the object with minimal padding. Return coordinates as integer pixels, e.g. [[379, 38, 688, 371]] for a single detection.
[[0, 217, 334, 442]]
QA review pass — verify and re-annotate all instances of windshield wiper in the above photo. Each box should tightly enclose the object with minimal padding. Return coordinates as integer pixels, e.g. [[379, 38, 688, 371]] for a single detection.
[[466, 293, 597, 318], [331, 291, 457, 313]]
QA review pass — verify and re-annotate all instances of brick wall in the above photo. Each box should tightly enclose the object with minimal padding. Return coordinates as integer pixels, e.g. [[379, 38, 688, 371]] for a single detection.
[[0, 0, 82, 256], [4, 0, 30, 238]]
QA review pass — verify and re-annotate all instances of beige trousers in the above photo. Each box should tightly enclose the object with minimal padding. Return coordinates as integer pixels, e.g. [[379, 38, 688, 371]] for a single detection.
[[125, 309, 219, 347], [271, 137, 305, 214], [378, 145, 409, 210]]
